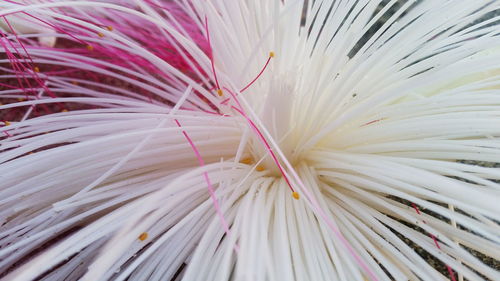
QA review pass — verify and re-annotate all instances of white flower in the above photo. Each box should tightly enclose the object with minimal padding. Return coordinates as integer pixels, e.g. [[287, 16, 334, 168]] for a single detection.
[[0, 1, 499, 281]]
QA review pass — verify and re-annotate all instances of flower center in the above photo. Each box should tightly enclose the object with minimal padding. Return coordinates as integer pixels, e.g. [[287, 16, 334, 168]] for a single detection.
[[248, 76, 301, 176]]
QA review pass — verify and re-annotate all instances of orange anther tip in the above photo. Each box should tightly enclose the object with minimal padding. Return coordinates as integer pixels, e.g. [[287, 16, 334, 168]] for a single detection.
[[28, 152, 34, 155], [138, 232, 148, 241], [86, 45, 94, 51], [256, 165, 265, 172], [17, 98, 25, 102], [4, 121, 11, 126], [97, 32, 104, 38], [269, 51, 275, 58], [216, 89, 223, 96], [240, 158, 253, 165], [34, 66, 40, 73], [71, 81, 78, 85], [292, 192, 300, 200], [106, 26, 114, 31], [61, 109, 68, 112]]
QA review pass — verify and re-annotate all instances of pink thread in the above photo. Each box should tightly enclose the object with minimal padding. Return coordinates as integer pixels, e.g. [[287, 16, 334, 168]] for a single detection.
[[221, 87, 243, 110], [204, 16, 221, 91], [240, 55, 272, 93], [174, 119, 237, 252], [411, 203, 456, 281], [230, 106, 296, 193]]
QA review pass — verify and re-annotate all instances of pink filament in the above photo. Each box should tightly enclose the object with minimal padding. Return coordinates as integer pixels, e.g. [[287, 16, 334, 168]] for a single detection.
[[204, 16, 221, 91], [240, 56, 272, 93], [411, 203, 456, 281], [230, 105, 296, 193], [173, 119, 235, 248]]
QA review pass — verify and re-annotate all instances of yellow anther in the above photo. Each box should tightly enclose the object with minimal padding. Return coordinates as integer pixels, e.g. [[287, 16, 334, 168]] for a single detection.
[[34, 66, 40, 73], [4, 121, 11, 126], [256, 165, 265, 172], [61, 109, 68, 112], [17, 98, 25, 102], [216, 89, 223, 96], [292, 192, 300, 200], [86, 44, 94, 51], [138, 232, 148, 241], [240, 157, 253, 165], [28, 152, 34, 155], [97, 32, 104, 38], [269, 51, 275, 58], [106, 26, 114, 31]]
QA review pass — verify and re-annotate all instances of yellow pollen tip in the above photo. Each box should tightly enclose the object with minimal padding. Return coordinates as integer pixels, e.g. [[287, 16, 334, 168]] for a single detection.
[[216, 89, 223, 96], [97, 32, 104, 38], [138, 232, 148, 241], [269, 51, 275, 58], [106, 26, 114, 31], [4, 121, 11, 126], [61, 109, 68, 112], [292, 192, 300, 200], [256, 165, 265, 172], [34, 66, 40, 73], [86, 44, 94, 51], [240, 157, 253, 165], [17, 98, 25, 102]]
